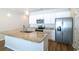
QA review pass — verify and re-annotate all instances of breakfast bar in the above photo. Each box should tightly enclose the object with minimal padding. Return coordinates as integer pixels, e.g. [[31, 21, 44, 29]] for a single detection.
[[0, 30, 48, 51]]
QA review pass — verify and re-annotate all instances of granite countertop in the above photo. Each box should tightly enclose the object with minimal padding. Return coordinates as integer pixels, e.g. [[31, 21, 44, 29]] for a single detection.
[[0, 30, 48, 43]]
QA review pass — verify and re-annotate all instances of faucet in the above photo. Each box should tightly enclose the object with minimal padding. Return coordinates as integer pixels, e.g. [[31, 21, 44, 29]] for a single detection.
[[23, 25, 25, 31]]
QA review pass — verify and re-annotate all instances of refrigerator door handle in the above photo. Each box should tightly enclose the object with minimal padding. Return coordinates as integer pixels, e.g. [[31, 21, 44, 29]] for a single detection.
[[57, 26, 61, 31]]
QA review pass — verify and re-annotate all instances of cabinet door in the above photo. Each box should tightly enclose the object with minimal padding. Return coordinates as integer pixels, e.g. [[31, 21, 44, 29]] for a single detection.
[[51, 30, 55, 41], [44, 30, 55, 41], [29, 15, 37, 24], [5, 36, 44, 51], [43, 14, 51, 24]]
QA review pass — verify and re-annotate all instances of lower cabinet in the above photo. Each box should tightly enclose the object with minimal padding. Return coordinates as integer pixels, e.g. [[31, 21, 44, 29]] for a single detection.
[[44, 29, 55, 41], [4, 36, 48, 51], [50, 30, 55, 41]]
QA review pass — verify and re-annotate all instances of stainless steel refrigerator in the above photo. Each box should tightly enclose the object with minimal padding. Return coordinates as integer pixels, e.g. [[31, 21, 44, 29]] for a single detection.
[[55, 17, 73, 44]]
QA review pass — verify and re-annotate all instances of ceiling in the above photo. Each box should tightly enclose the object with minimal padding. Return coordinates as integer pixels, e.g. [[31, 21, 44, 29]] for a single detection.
[[0, 8, 72, 15], [0, 8, 44, 15]]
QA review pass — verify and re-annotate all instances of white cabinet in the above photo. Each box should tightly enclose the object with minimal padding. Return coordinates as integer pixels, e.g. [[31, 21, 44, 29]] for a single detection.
[[29, 13, 55, 28], [29, 15, 37, 24], [29, 14, 44, 27], [43, 14, 51, 24], [44, 29, 55, 41], [29, 14, 44, 25], [43, 13, 55, 24], [5, 36, 48, 51], [50, 30, 55, 41], [5, 36, 43, 51]]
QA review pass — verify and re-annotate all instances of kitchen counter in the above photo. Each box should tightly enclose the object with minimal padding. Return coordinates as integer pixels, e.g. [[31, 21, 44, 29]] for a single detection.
[[0, 30, 47, 43], [0, 30, 48, 51]]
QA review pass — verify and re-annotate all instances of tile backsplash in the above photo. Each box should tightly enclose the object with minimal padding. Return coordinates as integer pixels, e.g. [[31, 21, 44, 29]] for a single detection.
[[29, 24, 55, 29]]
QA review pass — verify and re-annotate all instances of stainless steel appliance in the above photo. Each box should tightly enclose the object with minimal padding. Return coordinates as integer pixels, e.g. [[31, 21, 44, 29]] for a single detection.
[[55, 17, 73, 44], [35, 25, 45, 32], [35, 19, 45, 32]]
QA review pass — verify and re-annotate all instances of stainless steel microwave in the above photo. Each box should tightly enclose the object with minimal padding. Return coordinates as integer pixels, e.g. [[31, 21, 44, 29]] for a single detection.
[[36, 19, 44, 24]]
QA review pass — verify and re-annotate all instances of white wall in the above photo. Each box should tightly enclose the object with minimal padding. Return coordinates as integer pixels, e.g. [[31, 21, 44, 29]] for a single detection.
[[0, 9, 29, 39], [70, 9, 79, 50], [0, 9, 29, 32]]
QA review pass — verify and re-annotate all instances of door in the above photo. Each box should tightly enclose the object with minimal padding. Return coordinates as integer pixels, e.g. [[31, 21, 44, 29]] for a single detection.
[[55, 18, 63, 43], [62, 18, 73, 44]]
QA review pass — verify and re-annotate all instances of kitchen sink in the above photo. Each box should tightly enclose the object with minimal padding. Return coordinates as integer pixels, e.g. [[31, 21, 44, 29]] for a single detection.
[[20, 31, 33, 33]]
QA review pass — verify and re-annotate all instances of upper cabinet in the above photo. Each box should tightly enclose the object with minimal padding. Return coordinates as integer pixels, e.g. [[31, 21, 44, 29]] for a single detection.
[[29, 9, 71, 27], [43, 14, 55, 24], [29, 13, 55, 25], [29, 14, 43, 24]]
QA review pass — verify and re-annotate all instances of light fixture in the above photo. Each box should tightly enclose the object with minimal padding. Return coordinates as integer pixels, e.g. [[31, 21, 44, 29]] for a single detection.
[[25, 10, 29, 15], [7, 13, 11, 17]]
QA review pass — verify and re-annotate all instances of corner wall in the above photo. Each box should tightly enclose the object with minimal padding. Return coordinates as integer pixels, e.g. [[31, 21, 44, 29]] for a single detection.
[[0, 9, 29, 39]]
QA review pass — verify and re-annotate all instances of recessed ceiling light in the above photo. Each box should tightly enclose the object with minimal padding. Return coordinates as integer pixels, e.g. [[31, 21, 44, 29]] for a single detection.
[[25, 10, 29, 15], [7, 13, 11, 17]]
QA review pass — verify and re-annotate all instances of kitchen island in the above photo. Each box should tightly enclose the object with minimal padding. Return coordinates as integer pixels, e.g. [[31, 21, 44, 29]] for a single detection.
[[0, 30, 48, 51]]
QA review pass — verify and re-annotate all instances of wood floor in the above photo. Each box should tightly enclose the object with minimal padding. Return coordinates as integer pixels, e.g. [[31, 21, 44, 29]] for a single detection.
[[48, 40, 74, 51], [0, 47, 13, 51], [0, 39, 74, 51]]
